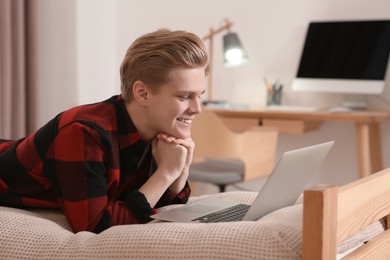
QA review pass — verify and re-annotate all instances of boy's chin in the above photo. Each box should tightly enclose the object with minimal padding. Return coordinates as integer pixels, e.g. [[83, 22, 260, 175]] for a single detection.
[[156, 130, 189, 140], [171, 130, 190, 140]]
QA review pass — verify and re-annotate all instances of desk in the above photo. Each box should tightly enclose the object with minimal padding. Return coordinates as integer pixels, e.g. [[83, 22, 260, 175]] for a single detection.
[[209, 108, 390, 178]]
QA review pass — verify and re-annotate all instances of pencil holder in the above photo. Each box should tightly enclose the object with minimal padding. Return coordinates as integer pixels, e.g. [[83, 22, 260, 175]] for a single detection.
[[267, 88, 282, 106]]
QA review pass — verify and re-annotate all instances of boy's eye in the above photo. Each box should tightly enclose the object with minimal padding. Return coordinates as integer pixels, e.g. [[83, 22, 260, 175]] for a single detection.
[[177, 94, 195, 100], [177, 92, 205, 100], [178, 95, 190, 99]]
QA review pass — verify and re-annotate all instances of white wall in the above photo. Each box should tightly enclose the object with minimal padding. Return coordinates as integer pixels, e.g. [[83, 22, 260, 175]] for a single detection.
[[34, 0, 390, 195], [34, 0, 118, 128], [76, 0, 118, 105], [34, 0, 78, 130]]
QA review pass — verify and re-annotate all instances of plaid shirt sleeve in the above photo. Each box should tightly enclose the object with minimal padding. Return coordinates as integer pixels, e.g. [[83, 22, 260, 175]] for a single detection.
[[156, 182, 191, 208], [44, 122, 156, 233]]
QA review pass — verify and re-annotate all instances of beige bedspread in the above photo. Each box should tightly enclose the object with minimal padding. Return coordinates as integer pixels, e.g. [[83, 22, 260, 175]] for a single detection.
[[0, 191, 384, 259]]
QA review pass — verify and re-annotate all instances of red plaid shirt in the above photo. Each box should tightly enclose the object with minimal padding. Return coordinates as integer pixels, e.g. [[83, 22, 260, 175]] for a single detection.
[[0, 95, 190, 233]]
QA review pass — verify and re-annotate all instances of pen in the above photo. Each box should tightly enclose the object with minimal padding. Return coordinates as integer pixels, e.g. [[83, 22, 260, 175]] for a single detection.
[[263, 77, 273, 94]]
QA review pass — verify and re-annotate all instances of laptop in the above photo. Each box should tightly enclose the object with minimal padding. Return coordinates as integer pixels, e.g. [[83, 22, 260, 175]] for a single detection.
[[151, 141, 334, 223]]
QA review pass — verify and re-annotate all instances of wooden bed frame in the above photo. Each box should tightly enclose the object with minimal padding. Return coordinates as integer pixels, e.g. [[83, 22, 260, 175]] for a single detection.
[[303, 167, 390, 259]]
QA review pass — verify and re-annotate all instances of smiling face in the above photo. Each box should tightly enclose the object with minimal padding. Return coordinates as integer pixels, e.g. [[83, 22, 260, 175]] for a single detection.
[[142, 67, 206, 139]]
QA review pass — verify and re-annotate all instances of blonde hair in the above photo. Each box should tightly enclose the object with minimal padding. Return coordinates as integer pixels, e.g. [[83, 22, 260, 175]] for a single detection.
[[120, 29, 209, 101]]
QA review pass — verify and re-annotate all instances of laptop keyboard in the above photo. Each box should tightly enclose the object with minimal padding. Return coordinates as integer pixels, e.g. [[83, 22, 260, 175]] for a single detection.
[[191, 204, 250, 223]]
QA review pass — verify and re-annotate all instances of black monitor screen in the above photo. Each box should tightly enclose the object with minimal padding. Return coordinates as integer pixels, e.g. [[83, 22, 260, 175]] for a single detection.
[[296, 20, 390, 80]]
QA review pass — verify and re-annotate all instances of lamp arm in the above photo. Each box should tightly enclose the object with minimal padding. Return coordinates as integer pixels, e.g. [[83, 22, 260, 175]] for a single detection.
[[203, 19, 233, 41], [206, 29, 214, 101], [202, 19, 233, 102]]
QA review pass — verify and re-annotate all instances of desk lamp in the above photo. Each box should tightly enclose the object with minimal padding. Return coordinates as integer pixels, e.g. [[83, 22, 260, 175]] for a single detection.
[[203, 19, 247, 102]]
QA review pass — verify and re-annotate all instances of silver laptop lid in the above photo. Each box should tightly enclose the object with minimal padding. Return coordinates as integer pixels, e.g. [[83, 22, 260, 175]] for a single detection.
[[243, 141, 334, 220]]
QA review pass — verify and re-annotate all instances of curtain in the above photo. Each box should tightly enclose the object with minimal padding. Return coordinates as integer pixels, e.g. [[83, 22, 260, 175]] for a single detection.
[[0, 0, 37, 140]]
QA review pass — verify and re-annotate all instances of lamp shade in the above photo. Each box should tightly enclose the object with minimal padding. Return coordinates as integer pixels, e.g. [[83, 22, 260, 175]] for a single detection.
[[223, 32, 248, 67]]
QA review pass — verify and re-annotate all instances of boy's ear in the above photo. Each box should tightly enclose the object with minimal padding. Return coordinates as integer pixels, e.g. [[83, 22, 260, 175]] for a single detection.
[[132, 81, 149, 105]]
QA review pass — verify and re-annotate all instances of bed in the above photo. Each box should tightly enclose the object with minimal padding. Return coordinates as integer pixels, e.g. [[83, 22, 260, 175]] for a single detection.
[[1, 168, 389, 259]]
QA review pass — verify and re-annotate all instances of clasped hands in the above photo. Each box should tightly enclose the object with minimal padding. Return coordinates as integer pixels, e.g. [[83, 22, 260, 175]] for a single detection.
[[152, 133, 194, 194]]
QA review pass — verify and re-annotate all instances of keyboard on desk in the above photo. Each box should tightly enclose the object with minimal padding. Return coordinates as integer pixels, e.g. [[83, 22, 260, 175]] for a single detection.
[[191, 204, 251, 223], [266, 105, 320, 112]]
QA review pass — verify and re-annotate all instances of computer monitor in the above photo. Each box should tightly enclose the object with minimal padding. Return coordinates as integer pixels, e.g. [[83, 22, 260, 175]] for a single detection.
[[292, 20, 390, 109]]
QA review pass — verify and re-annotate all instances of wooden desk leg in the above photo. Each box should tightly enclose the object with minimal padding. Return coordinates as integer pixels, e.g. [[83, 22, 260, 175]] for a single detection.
[[356, 123, 371, 178], [369, 122, 383, 173], [355, 122, 383, 178]]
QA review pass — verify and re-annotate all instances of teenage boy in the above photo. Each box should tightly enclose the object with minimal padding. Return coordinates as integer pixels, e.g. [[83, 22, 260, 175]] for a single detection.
[[0, 29, 209, 233]]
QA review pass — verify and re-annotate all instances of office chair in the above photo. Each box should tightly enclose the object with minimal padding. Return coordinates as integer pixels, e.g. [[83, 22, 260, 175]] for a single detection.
[[189, 109, 278, 192]]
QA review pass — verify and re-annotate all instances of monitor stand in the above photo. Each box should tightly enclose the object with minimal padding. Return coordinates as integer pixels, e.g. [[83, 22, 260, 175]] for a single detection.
[[343, 94, 367, 110], [328, 94, 367, 112]]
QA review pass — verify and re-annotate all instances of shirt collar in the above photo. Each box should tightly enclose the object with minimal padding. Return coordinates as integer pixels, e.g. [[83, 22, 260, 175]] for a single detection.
[[114, 95, 148, 149]]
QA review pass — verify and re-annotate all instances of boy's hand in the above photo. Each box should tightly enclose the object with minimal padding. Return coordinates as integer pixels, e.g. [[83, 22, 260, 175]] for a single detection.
[[156, 133, 195, 194], [139, 133, 194, 207], [151, 134, 187, 181], [157, 133, 194, 169]]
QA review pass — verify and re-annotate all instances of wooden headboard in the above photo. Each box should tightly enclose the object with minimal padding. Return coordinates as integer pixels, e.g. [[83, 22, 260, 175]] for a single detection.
[[303, 168, 390, 259]]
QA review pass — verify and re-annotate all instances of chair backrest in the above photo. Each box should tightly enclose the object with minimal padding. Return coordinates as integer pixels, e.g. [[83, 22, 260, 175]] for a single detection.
[[191, 109, 278, 181]]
